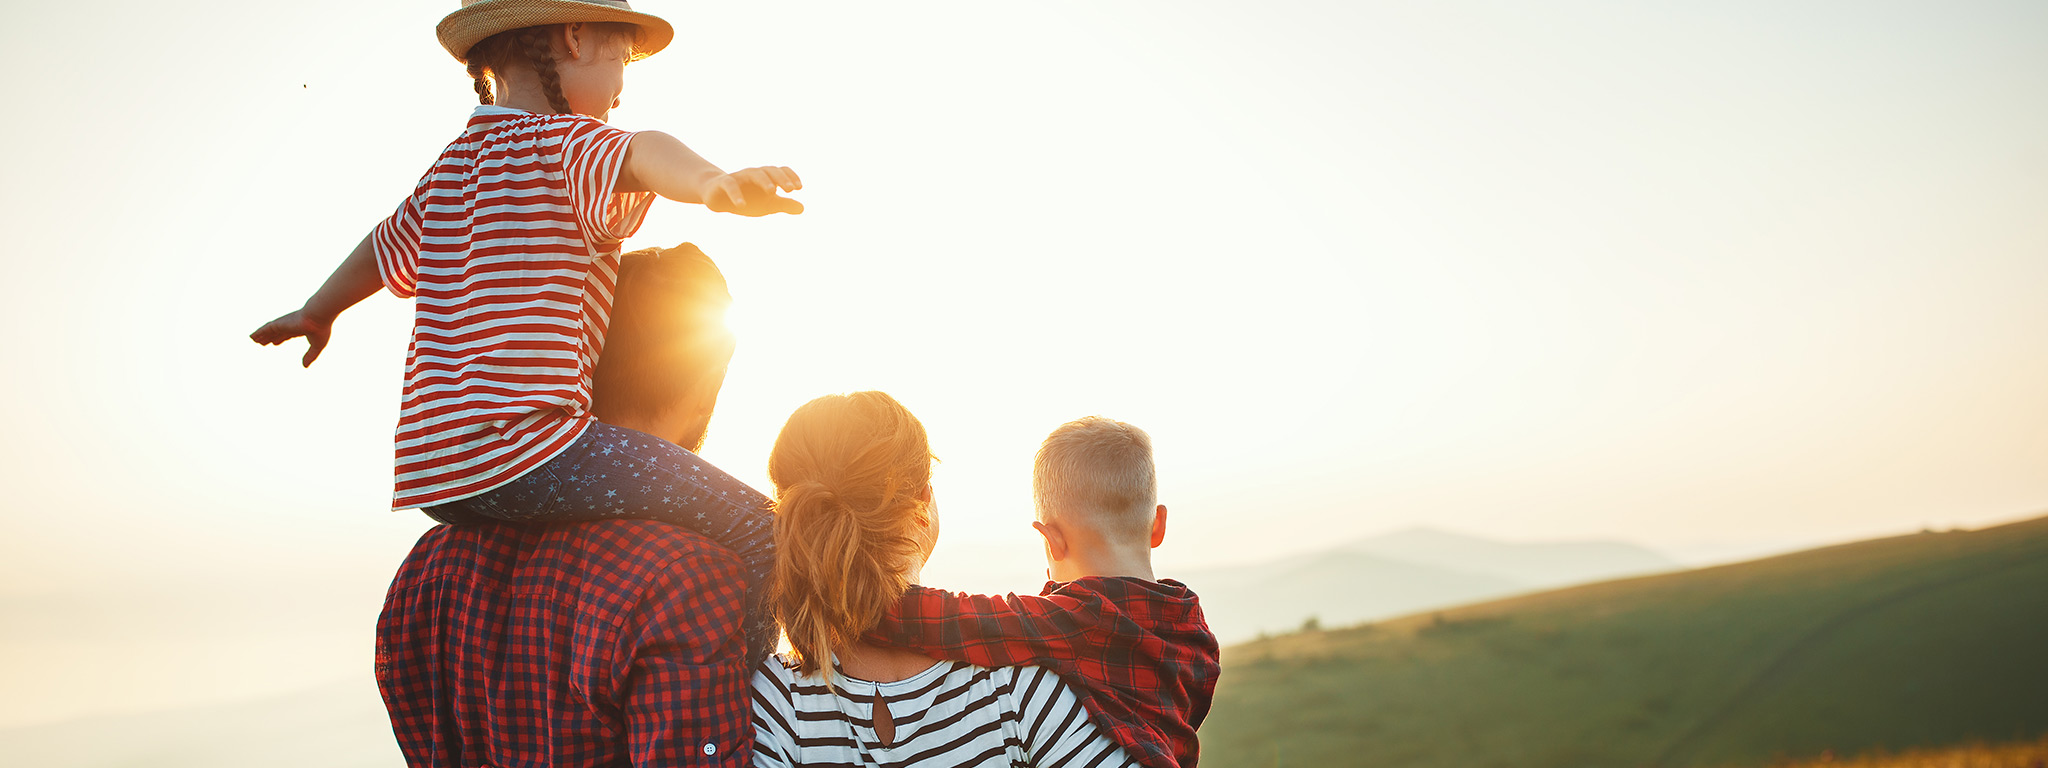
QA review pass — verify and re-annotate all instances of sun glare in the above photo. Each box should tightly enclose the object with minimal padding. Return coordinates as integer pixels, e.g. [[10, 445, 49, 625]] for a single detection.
[[720, 293, 756, 344]]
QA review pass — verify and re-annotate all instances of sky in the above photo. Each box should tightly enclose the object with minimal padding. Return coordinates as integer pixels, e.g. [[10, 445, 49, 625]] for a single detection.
[[2, 0, 2045, 729]]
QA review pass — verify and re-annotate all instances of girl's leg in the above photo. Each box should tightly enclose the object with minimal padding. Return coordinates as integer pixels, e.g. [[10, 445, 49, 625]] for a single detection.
[[426, 421, 778, 663]]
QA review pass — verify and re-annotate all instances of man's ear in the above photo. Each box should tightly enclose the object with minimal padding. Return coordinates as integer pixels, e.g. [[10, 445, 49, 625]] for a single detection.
[[1032, 520, 1069, 562], [1149, 504, 1168, 549]]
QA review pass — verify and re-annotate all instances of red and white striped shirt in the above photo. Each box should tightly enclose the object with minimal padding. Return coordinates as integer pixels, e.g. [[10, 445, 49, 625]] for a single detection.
[[372, 106, 654, 510]]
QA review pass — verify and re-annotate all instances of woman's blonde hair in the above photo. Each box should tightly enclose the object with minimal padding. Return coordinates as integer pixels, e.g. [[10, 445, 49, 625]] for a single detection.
[[769, 391, 935, 678]]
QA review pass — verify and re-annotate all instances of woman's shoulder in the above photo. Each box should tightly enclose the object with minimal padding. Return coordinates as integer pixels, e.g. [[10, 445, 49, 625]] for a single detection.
[[751, 652, 802, 689], [748, 653, 807, 715], [987, 662, 1063, 693], [748, 655, 803, 736], [995, 664, 1139, 767], [988, 663, 1071, 708]]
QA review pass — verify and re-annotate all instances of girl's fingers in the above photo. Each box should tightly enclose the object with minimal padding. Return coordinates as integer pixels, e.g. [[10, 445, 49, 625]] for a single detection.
[[301, 330, 329, 367], [252, 318, 296, 344], [710, 168, 802, 215]]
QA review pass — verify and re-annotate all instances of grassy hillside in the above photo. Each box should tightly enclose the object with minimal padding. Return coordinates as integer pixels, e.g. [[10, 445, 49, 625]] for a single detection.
[[1204, 514, 2048, 768]]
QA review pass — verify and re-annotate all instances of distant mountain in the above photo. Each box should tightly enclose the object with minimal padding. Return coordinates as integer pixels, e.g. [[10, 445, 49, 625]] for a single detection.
[[1205, 514, 2048, 768], [1182, 529, 1680, 644], [1183, 551, 1525, 643], [1343, 526, 1681, 588]]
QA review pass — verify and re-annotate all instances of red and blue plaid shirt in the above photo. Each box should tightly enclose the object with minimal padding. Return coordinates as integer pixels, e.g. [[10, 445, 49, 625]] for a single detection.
[[376, 520, 752, 768], [865, 577, 1221, 768]]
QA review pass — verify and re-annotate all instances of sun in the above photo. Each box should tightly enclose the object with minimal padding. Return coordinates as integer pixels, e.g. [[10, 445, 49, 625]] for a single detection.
[[720, 293, 757, 343]]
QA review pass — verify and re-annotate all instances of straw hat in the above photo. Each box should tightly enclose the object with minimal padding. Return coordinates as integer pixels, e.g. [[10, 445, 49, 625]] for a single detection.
[[437, 0, 674, 63]]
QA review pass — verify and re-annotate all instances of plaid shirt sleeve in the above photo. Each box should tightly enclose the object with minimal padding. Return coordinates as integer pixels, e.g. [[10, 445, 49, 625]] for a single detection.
[[612, 547, 754, 768], [865, 577, 1221, 768]]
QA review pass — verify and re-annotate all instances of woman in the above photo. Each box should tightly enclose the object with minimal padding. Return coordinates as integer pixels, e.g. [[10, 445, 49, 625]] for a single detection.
[[751, 392, 1135, 767]]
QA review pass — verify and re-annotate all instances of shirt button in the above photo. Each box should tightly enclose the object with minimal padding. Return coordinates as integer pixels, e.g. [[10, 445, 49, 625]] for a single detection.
[[703, 742, 717, 756]]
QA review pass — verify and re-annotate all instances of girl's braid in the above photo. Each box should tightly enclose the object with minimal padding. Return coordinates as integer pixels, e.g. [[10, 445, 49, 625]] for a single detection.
[[466, 59, 494, 105], [518, 27, 572, 115]]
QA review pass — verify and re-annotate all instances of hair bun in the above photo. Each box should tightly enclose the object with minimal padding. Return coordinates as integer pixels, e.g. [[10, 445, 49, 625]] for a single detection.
[[787, 479, 839, 507], [777, 480, 855, 532]]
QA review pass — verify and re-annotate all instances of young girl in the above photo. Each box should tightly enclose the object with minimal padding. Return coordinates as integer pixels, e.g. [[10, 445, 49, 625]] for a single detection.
[[250, 0, 800, 659]]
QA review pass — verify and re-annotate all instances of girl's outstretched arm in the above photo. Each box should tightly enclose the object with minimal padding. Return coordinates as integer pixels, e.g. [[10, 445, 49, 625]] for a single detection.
[[250, 231, 382, 367], [617, 131, 803, 216]]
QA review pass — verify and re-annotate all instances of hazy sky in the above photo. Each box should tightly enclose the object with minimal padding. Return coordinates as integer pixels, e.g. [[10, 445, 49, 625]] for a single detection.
[[2, 0, 2045, 727]]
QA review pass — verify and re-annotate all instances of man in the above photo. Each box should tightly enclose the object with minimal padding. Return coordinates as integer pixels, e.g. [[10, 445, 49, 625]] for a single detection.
[[375, 244, 757, 767]]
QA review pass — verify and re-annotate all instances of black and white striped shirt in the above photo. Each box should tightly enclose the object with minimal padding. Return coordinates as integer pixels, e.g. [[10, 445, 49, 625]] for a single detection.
[[750, 656, 1135, 767]]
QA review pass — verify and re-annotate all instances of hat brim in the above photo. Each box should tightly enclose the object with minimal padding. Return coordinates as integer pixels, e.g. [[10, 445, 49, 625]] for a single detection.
[[438, 0, 674, 63]]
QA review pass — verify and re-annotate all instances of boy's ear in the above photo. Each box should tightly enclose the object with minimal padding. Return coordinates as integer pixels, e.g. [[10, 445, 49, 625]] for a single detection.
[[1032, 520, 1068, 562], [1149, 505, 1168, 549]]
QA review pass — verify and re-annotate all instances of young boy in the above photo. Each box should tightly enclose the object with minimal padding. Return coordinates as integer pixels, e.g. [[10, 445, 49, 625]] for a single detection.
[[865, 417, 1220, 768]]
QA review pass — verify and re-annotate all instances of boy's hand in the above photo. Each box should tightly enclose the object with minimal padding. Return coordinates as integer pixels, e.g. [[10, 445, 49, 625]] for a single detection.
[[702, 166, 803, 217], [251, 308, 336, 368]]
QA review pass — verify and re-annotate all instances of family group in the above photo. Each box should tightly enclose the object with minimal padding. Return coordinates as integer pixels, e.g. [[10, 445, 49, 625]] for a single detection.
[[251, 1, 1221, 766]]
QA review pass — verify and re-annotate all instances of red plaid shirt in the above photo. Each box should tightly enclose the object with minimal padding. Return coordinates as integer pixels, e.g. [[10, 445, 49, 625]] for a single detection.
[[376, 520, 752, 768], [865, 577, 1220, 768]]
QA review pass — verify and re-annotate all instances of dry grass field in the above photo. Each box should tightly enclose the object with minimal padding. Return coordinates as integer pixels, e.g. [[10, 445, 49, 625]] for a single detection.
[[1752, 734, 2048, 768]]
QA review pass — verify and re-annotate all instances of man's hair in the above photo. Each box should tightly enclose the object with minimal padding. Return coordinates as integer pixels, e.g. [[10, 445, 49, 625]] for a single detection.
[[1033, 417, 1157, 541], [590, 243, 734, 428]]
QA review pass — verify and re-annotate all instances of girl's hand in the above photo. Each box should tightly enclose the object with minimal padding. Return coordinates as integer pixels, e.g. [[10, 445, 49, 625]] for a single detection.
[[250, 308, 336, 368], [701, 166, 804, 217]]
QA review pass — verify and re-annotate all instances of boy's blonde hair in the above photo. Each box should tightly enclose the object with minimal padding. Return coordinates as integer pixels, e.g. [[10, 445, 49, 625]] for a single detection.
[[1032, 417, 1157, 540]]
